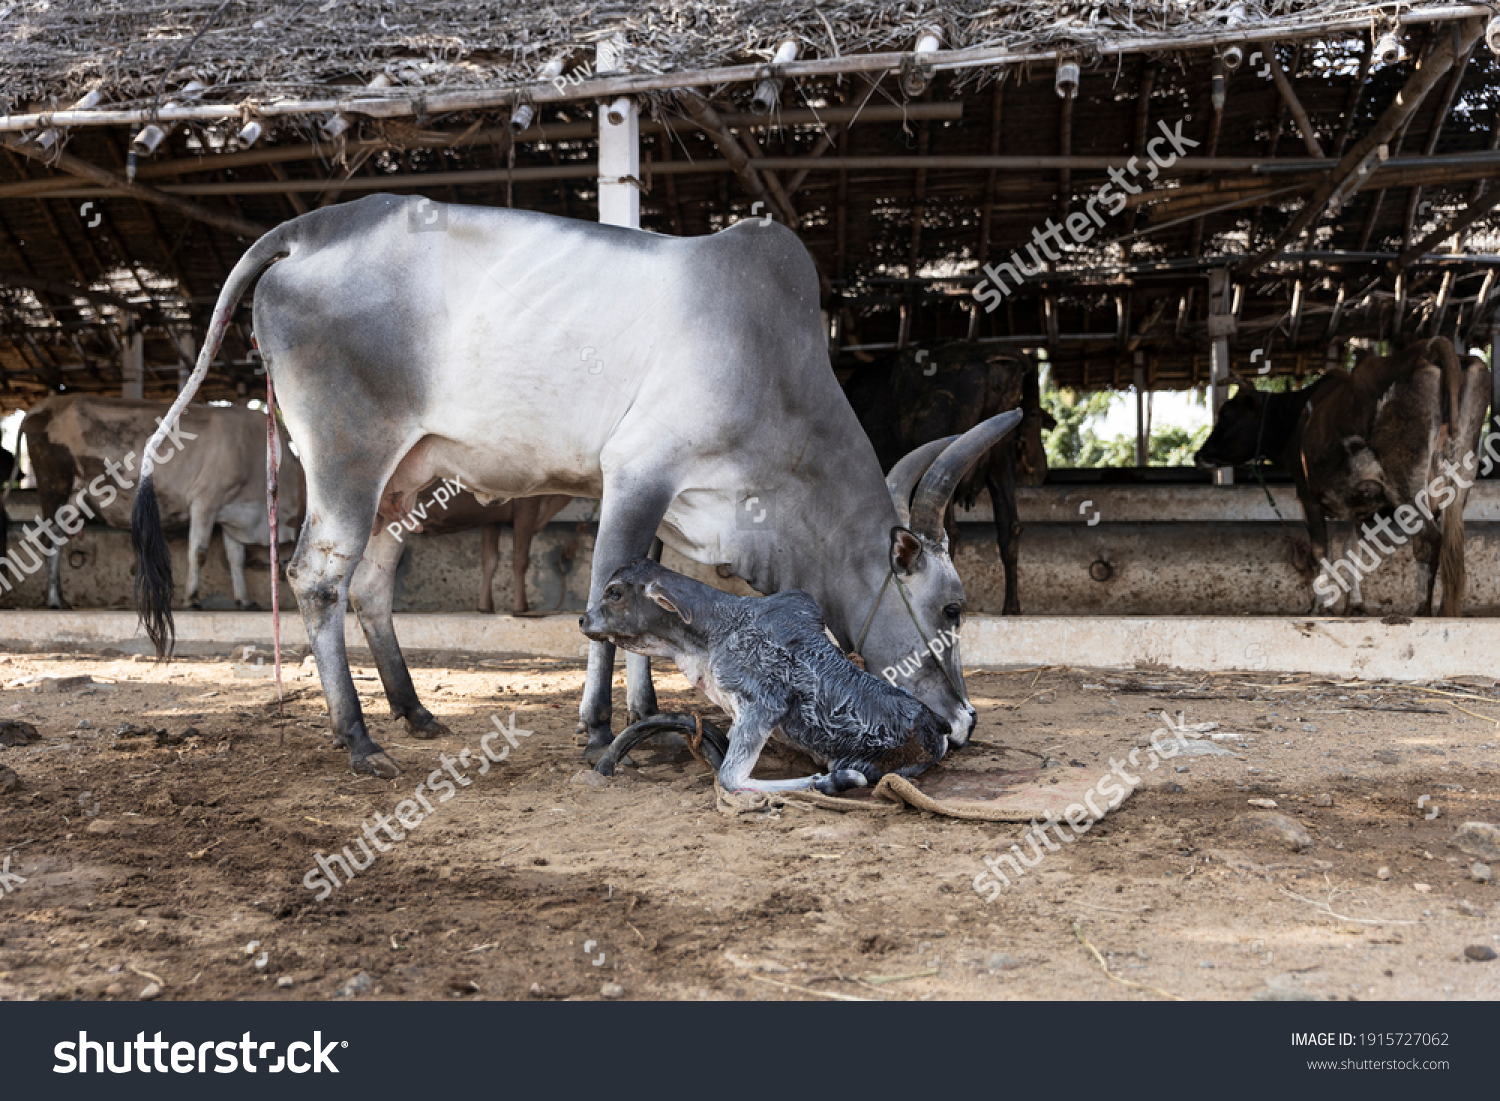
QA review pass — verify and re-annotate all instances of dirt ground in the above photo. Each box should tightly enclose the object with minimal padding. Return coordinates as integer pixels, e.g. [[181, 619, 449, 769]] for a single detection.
[[1, 643, 1497, 1002]]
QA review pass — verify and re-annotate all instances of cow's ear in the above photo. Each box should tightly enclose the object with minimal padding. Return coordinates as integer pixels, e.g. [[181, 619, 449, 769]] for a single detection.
[[645, 581, 692, 625], [890, 527, 925, 575]]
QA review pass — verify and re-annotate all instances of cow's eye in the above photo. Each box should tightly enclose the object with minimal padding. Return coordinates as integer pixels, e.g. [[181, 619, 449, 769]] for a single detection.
[[943, 603, 962, 622], [606, 586, 623, 603]]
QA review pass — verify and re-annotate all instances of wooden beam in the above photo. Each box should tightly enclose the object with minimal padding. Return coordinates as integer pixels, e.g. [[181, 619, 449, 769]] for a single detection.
[[675, 90, 786, 224], [1264, 43, 1324, 158], [1242, 17, 1483, 276], [1389, 185, 1500, 272], [1330, 40, 1373, 159], [1, 136, 266, 239], [1401, 36, 1477, 250]]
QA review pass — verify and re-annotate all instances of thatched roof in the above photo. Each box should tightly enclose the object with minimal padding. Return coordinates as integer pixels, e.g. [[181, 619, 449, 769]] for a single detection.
[[1, 2, 1497, 409], [2, 1, 1396, 113]]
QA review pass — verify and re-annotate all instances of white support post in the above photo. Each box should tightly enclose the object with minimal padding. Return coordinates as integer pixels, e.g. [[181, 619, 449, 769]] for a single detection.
[[1133, 356, 1147, 468], [596, 38, 639, 229], [122, 329, 144, 399], [1207, 268, 1234, 486]]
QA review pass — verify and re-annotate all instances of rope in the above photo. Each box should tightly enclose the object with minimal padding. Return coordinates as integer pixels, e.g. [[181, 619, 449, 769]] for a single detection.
[[266, 374, 283, 710]]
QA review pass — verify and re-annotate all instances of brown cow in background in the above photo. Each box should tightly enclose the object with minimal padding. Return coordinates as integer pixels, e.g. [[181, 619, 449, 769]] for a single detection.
[[1195, 337, 1490, 616], [387, 489, 572, 614]]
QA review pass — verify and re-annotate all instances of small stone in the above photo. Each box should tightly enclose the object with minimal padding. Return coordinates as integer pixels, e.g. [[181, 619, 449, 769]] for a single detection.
[[84, 818, 117, 835], [1314, 794, 1333, 808], [139, 982, 161, 1000], [1175, 766, 1189, 773], [76, 719, 91, 730], [570, 769, 609, 789], [1377, 866, 1392, 880], [1456, 900, 1482, 917], [600, 982, 625, 999], [1413, 883, 1432, 893], [1463, 945, 1497, 962], [1163, 783, 1184, 794], [1248, 798, 1278, 809], [1454, 822, 1500, 862], [984, 952, 1023, 971], [1372, 749, 1401, 765], [0, 765, 20, 795], [1471, 862, 1492, 884], [277, 976, 295, 988], [1232, 812, 1313, 852], [1301, 724, 1317, 733], [104, 982, 124, 997]]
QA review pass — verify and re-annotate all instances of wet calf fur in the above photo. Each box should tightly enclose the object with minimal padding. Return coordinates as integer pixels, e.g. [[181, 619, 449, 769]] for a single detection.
[[579, 559, 950, 794]]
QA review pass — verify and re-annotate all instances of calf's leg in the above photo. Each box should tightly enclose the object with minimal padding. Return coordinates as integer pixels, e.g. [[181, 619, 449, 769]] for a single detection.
[[717, 705, 867, 796]]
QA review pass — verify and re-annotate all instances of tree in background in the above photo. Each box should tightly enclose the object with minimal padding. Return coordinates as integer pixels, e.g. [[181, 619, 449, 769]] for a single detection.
[[1040, 374, 1210, 468]]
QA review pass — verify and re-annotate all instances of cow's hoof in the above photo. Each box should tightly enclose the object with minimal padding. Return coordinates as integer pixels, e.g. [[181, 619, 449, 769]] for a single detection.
[[478, 606, 494, 616], [187, 600, 202, 611], [238, 600, 261, 612], [1347, 604, 1367, 617], [583, 739, 613, 766], [353, 752, 401, 779], [408, 716, 452, 740]]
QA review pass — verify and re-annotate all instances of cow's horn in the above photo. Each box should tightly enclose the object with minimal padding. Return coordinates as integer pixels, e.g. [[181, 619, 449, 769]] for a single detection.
[[908, 409, 1024, 539], [886, 436, 957, 527]]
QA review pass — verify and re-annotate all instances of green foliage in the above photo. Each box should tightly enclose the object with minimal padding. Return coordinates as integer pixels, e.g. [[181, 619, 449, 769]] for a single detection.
[[1040, 377, 1211, 469]]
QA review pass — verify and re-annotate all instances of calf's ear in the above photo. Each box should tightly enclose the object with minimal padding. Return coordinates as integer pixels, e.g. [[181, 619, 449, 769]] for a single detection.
[[890, 526, 925, 575], [645, 581, 692, 625]]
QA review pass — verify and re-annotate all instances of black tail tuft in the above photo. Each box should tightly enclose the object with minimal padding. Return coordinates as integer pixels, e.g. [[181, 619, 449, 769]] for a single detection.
[[131, 473, 175, 658]]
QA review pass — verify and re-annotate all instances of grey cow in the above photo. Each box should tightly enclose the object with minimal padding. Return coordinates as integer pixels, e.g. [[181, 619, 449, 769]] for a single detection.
[[133, 195, 1019, 779], [580, 558, 950, 794]]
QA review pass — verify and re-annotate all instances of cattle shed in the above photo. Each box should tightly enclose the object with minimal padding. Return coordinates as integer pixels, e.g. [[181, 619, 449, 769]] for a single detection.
[[3, 1, 1500, 403], [4, 1, 1500, 625]]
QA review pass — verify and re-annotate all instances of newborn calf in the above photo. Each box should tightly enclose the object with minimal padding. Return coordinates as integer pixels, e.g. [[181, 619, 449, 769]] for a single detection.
[[578, 558, 950, 794]]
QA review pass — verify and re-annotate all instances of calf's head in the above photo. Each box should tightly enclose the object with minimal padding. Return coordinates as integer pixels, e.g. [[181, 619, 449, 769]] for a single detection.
[[872, 410, 1023, 748], [579, 558, 700, 659], [1193, 378, 1266, 469]]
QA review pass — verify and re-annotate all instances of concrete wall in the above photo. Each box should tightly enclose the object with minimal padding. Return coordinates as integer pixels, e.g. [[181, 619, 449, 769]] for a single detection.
[[4, 486, 1500, 617]]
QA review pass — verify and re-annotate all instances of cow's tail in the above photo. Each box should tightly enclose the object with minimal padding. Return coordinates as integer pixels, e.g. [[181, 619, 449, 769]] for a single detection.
[[133, 227, 293, 658]]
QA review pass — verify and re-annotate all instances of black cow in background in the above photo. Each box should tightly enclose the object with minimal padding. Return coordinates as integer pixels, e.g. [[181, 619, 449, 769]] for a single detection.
[[844, 344, 1051, 615]]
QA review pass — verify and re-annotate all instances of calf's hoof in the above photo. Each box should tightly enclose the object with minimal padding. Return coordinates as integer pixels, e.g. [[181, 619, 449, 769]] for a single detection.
[[813, 769, 869, 796], [352, 751, 401, 779]]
